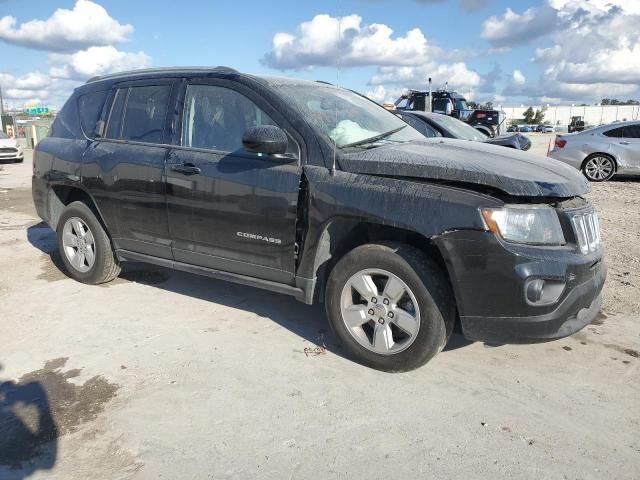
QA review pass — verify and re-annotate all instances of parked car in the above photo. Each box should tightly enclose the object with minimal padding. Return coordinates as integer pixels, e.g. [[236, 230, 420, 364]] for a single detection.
[[0, 131, 24, 163], [397, 111, 531, 150], [541, 124, 555, 133], [507, 125, 519, 133], [32, 67, 606, 371], [548, 120, 640, 182], [519, 125, 533, 133]]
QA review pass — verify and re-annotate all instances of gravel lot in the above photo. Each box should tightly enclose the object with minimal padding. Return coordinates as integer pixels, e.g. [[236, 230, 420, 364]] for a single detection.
[[1, 140, 639, 480]]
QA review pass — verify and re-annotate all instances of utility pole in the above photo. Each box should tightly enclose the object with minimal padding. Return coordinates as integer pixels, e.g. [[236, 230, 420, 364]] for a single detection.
[[0, 84, 4, 132]]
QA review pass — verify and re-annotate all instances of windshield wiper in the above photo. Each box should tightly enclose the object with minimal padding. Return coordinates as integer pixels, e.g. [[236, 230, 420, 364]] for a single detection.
[[339, 125, 407, 149]]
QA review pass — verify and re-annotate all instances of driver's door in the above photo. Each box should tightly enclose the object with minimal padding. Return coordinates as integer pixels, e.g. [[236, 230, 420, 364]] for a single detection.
[[165, 80, 302, 283]]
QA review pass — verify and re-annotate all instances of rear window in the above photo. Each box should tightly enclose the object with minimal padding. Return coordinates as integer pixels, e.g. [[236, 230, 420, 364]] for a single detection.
[[603, 126, 625, 138], [105, 85, 172, 144], [106, 89, 127, 139], [624, 125, 640, 138], [78, 90, 108, 138], [121, 85, 171, 143]]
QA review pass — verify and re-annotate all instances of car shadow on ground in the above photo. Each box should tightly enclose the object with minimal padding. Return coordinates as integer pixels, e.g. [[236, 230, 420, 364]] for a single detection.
[[26, 222, 473, 363], [0, 363, 58, 479]]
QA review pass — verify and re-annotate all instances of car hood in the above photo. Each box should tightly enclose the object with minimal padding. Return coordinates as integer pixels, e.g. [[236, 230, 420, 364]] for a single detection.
[[0, 138, 18, 148], [339, 138, 590, 197]]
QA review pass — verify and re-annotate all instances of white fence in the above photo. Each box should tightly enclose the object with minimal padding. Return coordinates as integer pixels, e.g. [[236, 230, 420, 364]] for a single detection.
[[503, 105, 640, 126]]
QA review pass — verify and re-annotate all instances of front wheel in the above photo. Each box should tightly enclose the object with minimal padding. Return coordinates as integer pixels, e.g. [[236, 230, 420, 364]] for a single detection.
[[325, 242, 454, 372], [583, 154, 615, 182], [57, 201, 121, 284]]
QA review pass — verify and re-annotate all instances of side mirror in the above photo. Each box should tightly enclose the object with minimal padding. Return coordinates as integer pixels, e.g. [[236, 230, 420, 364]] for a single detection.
[[242, 125, 288, 155], [445, 102, 453, 116]]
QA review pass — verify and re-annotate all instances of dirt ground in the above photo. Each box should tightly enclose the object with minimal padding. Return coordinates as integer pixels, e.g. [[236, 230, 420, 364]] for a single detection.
[[1, 141, 639, 480]]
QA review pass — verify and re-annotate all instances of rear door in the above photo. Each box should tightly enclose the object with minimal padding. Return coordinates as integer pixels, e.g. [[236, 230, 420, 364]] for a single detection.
[[82, 79, 177, 258], [620, 124, 640, 170], [165, 79, 303, 283]]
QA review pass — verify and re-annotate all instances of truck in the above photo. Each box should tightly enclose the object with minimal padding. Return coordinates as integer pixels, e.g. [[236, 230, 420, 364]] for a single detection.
[[395, 86, 506, 138], [32, 67, 606, 372], [568, 116, 586, 133]]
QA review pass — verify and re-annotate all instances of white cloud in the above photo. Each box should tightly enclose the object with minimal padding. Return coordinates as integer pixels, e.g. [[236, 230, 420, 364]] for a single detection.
[[0, 0, 133, 52], [263, 14, 441, 69], [369, 63, 482, 91], [49, 46, 151, 80], [365, 85, 403, 104], [490, 1, 640, 103], [512, 69, 525, 85], [1, 45, 151, 109], [481, 5, 559, 47]]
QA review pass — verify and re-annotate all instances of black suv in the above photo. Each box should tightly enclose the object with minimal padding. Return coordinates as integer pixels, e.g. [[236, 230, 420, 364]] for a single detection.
[[32, 67, 606, 371]]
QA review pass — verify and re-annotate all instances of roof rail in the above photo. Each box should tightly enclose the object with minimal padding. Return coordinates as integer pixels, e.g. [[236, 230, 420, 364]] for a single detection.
[[86, 66, 240, 84]]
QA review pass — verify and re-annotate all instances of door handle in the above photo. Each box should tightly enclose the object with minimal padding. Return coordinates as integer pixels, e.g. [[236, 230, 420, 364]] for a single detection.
[[619, 141, 630, 145], [171, 163, 201, 175]]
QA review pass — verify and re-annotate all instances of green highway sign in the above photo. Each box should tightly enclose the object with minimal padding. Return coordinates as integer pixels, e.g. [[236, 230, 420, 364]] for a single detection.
[[24, 107, 50, 115]]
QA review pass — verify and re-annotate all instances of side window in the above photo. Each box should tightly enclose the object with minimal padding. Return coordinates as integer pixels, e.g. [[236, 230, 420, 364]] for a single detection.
[[401, 115, 439, 138], [78, 90, 108, 138], [182, 85, 278, 152], [603, 127, 625, 138], [120, 85, 172, 143], [623, 125, 640, 138], [106, 88, 127, 139]]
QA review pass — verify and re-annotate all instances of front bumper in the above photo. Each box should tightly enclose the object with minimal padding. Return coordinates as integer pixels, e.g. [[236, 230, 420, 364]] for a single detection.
[[434, 230, 606, 344], [0, 150, 24, 162]]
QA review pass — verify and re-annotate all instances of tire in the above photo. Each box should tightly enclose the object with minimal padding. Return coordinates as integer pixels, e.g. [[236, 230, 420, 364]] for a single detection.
[[57, 201, 121, 284], [582, 154, 615, 182], [325, 242, 455, 372]]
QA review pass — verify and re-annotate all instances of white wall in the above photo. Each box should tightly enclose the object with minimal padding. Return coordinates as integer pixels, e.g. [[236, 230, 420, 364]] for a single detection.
[[503, 105, 640, 126]]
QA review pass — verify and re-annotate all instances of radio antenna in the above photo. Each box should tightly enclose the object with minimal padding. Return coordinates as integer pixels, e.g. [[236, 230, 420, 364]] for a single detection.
[[331, 13, 342, 176]]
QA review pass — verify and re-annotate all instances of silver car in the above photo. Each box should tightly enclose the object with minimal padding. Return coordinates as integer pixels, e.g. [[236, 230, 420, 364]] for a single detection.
[[548, 120, 640, 181], [0, 131, 24, 163]]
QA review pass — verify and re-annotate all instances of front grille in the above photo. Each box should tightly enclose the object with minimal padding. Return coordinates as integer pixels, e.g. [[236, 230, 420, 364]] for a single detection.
[[570, 210, 601, 254], [0, 147, 18, 154]]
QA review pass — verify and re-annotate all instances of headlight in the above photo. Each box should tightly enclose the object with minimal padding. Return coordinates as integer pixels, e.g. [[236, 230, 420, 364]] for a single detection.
[[482, 205, 565, 245]]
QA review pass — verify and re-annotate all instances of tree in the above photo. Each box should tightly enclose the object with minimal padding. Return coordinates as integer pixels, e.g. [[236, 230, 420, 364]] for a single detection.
[[468, 101, 494, 110], [523, 106, 535, 123], [601, 98, 640, 106], [533, 107, 546, 125]]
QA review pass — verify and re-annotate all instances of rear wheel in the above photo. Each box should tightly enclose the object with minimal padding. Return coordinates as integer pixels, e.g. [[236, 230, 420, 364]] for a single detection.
[[325, 242, 454, 372], [582, 154, 615, 182], [57, 201, 120, 284]]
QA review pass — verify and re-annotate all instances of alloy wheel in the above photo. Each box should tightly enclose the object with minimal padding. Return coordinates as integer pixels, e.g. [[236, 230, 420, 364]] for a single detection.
[[340, 269, 421, 355], [62, 217, 96, 273], [584, 156, 614, 181]]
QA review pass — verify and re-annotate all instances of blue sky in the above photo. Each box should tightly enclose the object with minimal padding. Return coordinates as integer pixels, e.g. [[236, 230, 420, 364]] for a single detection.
[[1, 0, 639, 109]]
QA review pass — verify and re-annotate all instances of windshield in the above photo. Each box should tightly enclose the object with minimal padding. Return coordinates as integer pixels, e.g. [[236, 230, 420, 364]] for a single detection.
[[455, 99, 469, 111], [429, 114, 487, 141], [0, 131, 8, 139], [272, 84, 425, 149]]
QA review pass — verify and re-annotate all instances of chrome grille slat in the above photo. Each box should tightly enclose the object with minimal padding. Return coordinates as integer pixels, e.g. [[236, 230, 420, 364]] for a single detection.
[[570, 210, 601, 254]]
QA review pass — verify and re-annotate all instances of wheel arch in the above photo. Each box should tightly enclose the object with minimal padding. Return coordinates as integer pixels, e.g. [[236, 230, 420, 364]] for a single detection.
[[49, 184, 110, 236], [309, 220, 454, 308]]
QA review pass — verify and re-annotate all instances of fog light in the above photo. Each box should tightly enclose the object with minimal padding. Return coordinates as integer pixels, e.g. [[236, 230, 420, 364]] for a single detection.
[[524, 278, 566, 305], [526, 279, 545, 303]]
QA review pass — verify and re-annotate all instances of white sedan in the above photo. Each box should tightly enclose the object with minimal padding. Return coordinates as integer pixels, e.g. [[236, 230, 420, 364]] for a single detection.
[[548, 120, 640, 181], [0, 131, 24, 163]]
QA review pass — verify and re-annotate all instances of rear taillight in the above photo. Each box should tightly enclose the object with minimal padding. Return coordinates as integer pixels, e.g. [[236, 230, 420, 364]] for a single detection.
[[555, 137, 567, 148]]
